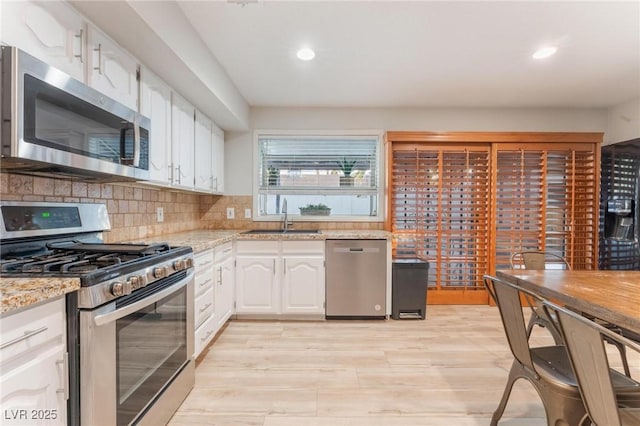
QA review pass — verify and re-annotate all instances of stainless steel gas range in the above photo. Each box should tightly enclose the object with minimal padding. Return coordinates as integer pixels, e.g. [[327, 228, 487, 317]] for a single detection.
[[0, 202, 194, 426]]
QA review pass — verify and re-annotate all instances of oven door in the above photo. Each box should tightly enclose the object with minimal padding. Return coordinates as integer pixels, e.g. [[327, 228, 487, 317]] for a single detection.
[[80, 270, 194, 426]]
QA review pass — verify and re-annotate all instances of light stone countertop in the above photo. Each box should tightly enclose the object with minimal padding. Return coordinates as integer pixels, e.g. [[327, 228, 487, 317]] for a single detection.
[[0, 277, 80, 315], [0, 229, 392, 314]]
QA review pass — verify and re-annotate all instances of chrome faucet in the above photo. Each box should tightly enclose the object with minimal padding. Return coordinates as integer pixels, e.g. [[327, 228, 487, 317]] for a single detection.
[[282, 198, 291, 232]]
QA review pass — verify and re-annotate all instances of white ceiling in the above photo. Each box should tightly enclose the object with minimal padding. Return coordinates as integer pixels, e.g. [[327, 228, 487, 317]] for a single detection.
[[178, 0, 640, 109]]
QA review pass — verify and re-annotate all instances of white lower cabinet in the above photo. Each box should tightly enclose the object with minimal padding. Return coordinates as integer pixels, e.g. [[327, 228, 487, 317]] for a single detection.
[[0, 297, 67, 425], [193, 248, 215, 357], [214, 243, 235, 329], [235, 255, 278, 314], [281, 256, 325, 314], [193, 242, 235, 358], [235, 240, 325, 316]]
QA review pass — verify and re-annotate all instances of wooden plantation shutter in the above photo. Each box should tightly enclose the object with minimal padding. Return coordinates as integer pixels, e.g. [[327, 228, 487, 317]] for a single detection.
[[388, 132, 601, 304], [493, 144, 598, 271], [391, 143, 490, 304]]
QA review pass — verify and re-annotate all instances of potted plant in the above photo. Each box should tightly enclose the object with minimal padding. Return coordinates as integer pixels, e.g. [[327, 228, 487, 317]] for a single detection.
[[337, 158, 356, 186], [267, 166, 279, 186], [299, 203, 331, 216]]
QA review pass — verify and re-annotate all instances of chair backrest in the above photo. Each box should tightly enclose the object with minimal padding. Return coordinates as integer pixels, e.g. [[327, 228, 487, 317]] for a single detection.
[[511, 251, 572, 270], [484, 275, 534, 369], [542, 301, 635, 426]]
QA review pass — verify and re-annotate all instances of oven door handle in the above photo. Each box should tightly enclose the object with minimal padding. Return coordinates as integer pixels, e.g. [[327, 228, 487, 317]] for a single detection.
[[93, 269, 193, 326]]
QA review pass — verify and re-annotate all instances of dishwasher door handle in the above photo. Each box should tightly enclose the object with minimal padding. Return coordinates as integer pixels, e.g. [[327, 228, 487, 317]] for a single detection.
[[333, 247, 380, 254]]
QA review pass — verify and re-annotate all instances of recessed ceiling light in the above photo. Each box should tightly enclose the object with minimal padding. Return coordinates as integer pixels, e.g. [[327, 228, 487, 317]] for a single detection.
[[532, 46, 557, 59], [296, 47, 315, 61]]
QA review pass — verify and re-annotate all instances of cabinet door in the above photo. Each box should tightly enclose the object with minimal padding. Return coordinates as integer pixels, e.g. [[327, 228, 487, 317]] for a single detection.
[[139, 67, 172, 185], [86, 25, 138, 110], [211, 124, 225, 194], [194, 110, 213, 192], [215, 255, 235, 328], [0, 346, 67, 425], [171, 92, 195, 189], [1, 1, 85, 82], [235, 256, 278, 314], [281, 256, 325, 314]]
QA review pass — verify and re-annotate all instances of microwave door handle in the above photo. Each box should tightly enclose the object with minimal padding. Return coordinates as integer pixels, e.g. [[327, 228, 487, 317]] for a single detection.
[[133, 119, 141, 167]]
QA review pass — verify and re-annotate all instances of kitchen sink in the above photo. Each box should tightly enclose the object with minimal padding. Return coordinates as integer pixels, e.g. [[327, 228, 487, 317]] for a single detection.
[[241, 229, 321, 234]]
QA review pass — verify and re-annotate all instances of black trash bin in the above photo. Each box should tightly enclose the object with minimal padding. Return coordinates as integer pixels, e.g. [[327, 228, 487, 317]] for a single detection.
[[392, 258, 429, 320]]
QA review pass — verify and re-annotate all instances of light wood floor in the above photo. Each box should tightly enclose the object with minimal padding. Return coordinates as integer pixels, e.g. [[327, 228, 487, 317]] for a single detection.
[[169, 305, 638, 426]]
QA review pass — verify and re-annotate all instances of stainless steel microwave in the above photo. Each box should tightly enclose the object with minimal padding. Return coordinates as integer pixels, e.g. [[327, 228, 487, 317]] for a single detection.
[[0, 46, 150, 181]]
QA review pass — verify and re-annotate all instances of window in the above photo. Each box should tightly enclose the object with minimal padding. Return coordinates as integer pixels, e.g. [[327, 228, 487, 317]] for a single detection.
[[254, 131, 383, 221]]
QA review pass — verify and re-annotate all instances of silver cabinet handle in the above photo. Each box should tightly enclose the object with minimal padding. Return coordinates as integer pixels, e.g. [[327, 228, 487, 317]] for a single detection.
[[74, 29, 84, 63], [273, 259, 276, 274], [0, 326, 48, 350], [217, 267, 222, 285], [222, 248, 232, 254], [199, 277, 212, 288], [56, 352, 69, 400], [200, 330, 214, 342], [175, 165, 181, 184], [283, 258, 286, 274], [199, 302, 212, 313], [168, 164, 173, 182], [93, 43, 102, 74]]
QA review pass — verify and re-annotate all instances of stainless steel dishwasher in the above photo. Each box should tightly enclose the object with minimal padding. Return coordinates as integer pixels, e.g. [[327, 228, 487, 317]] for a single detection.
[[325, 239, 387, 318]]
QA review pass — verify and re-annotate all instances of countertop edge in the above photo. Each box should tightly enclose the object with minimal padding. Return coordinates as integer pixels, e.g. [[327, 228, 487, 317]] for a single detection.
[[1, 277, 81, 316]]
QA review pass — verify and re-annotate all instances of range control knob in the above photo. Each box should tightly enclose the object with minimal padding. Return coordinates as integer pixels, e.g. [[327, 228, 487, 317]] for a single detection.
[[173, 259, 185, 271], [111, 282, 125, 297], [184, 257, 194, 268], [127, 276, 141, 290], [137, 274, 148, 288], [153, 266, 167, 279]]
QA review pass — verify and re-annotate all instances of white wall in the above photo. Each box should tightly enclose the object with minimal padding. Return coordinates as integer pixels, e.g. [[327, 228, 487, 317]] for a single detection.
[[225, 106, 608, 195], [605, 98, 640, 145]]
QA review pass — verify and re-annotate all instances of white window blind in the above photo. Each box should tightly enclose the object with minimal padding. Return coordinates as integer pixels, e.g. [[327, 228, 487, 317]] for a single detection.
[[258, 136, 378, 190]]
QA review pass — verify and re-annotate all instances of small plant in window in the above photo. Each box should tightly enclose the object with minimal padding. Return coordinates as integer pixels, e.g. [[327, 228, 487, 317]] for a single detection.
[[299, 203, 331, 216], [267, 166, 279, 186], [337, 158, 357, 186]]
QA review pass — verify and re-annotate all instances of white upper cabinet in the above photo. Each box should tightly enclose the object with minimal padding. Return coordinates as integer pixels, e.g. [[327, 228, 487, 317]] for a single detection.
[[211, 123, 225, 194], [86, 24, 138, 111], [1, 1, 85, 82], [194, 110, 213, 192], [171, 92, 195, 190], [140, 67, 172, 185]]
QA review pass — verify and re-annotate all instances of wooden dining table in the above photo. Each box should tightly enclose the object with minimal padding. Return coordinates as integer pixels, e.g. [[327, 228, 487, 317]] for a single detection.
[[496, 269, 640, 335]]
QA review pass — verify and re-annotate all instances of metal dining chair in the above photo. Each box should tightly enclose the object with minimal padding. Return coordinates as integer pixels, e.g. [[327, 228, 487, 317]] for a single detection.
[[511, 251, 634, 378], [510, 251, 572, 271], [509, 251, 571, 344], [542, 301, 640, 425], [484, 275, 586, 425]]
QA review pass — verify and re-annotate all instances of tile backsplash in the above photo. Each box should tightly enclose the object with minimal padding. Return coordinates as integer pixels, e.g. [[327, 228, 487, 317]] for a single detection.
[[0, 173, 201, 243], [1, 173, 384, 243]]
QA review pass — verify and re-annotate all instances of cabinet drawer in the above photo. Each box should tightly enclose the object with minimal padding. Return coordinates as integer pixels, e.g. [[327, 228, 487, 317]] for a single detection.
[[194, 315, 217, 357], [236, 241, 278, 254], [282, 241, 324, 255], [214, 242, 233, 261], [194, 249, 214, 271], [194, 288, 214, 328], [195, 269, 215, 296], [0, 298, 65, 364]]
